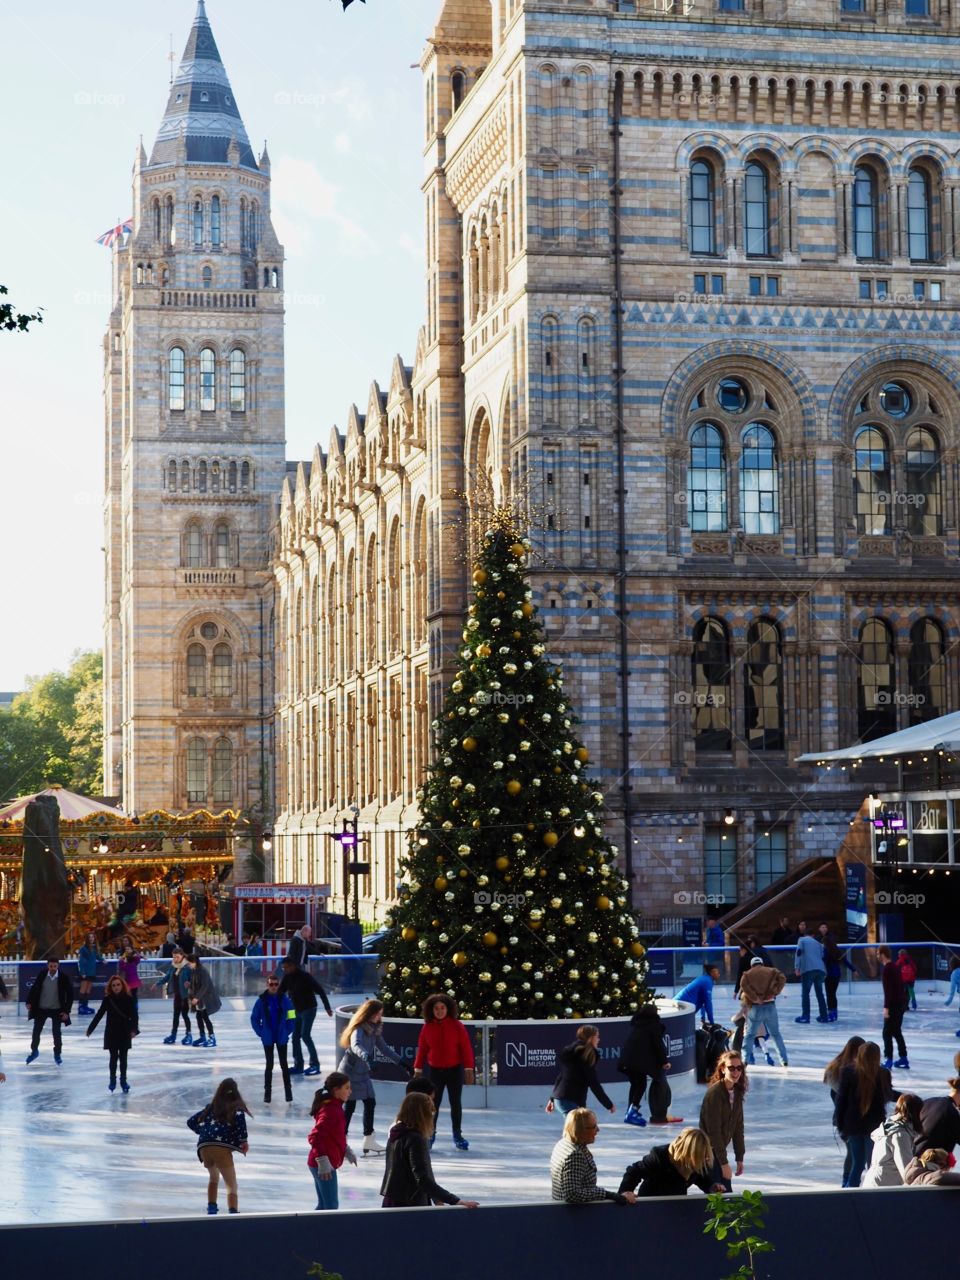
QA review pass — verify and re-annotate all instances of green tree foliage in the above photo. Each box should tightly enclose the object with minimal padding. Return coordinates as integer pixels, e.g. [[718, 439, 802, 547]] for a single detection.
[[0, 650, 103, 799], [704, 1190, 776, 1280], [378, 513, 648, 1020], [0, 284, 42, 332]]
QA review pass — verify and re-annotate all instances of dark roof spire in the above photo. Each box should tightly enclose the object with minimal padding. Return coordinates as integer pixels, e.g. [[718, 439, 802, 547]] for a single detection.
[[148, 1, 257, 170]]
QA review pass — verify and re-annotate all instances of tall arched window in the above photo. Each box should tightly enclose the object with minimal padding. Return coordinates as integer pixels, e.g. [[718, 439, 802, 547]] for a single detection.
[[249, 202, 259, 250], [744, 619, 784, 750], [199, 348, 216, 412], [185, 524, 203, 568], [186, 644, 206, 696], [164, 195, 175, 247], [212, 644, 233, 697], [186, 737, 207, 802], [388, 519, 402, 655], [214, 522, 231, 568], [692, 617, 732, 751], [853, 427, 891, 535], [577, 316, 598, 424], [240, 461, 251, 491], [202, 265, 212, 289], [344, 551, 356, 673], [153, 199, 162, 242], [452, 69, 466, 112], [210, 195, 221, 247], [229, 349, 246, 411], [197, 460, 208, 493], [853, 165, 879, 259], [239, 199, 247, 251], [193, 199, 203, 246], [858, 618, 897, 740], [167, 459, 178, 491], [905, 427, 941, 535], [744, 161, 770, 256], [909, 618, 947, 723], [689, 158, 717, 255], [168, 347, 185, 411], [365, 537, 377, 665], [739, 423, 779, 534], [413, 502, 428, 646], [211, 737, 232, 804], [180, 460, 191, 493], [907, 168, 931, 263], [227, 462, 238, 494], [210, 461, 220, 494], [541, 316, 560, 423], [688, 424, 727, 531]]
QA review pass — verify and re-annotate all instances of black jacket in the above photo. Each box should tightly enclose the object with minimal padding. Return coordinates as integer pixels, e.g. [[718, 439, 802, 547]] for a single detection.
[[915, 1097, 960, 1155], [834, 1065, 890, 1139], [618, 1008, 669, 1078], [380, 1123, 459, 1206], [551, 1042, 614, 1110], [278, 968, 332, 1014], [26, 970, 73, 1018], [619, 1145, 718, 1197], [87, 992, 138, 1050]]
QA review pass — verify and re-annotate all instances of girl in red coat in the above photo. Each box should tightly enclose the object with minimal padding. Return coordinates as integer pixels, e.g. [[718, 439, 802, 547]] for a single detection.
[[413, 994, 475, 1150], [307, 1071, 358, 1210]]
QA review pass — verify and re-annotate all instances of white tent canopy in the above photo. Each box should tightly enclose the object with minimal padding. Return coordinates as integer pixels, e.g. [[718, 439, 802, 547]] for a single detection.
[[795, 710, 960, 764]]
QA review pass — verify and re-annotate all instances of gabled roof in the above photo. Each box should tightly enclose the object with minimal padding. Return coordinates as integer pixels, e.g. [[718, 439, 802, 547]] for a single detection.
[[148, 1, 258, 171]]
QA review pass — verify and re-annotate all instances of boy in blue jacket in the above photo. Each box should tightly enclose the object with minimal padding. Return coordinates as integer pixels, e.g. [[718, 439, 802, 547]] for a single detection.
[[676, 965, 720, 1024], [250, 974, 296, 1102]]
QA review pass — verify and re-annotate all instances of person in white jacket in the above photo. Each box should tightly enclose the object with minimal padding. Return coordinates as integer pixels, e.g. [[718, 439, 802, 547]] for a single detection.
[[862, 1093, 923, 1187]]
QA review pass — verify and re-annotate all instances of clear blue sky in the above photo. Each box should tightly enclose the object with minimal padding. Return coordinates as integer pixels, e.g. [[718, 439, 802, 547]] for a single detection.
[[0, 0, 438, 689]]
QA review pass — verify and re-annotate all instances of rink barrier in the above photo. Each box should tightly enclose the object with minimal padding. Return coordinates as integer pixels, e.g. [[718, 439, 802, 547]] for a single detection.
[[0, 1189, 956, 1280]]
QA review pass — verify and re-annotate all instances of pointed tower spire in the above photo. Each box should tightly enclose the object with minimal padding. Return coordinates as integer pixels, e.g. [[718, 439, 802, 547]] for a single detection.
[[148, 1, 257, 170]]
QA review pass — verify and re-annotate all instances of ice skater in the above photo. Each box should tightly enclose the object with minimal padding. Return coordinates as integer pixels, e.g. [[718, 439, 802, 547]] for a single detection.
[[25, 958, 73, 1065], [85, 973, 139, 1092], [187, 1078, 251, 1215], [700, 1050, 747, 1190], [187, 953, 221, 1047], [740, 956, 789, 1067], [896, 948, 918, 1012], [250, 972, 295, 1103], [381, 1092, 479, 1209], [117, 935, 142, 1006], [619, 1128, 726, 1197], [821, 926, 855, 1022], [278, 957, 333, 1077], [155, 947, 193, 1044], [338, 998, 412, 1152], [794, 930, 828, 1023], [834, 1041, 889, 1187], [77, 932, 102, 1015], [412, 994, 476, 1149], [878, 945, 909, 1070], [546, 1024, 615, 1120], [944, 956, 960, 1034], [307, 1072, 358, 1210], [617, 1004, 680, 1127]]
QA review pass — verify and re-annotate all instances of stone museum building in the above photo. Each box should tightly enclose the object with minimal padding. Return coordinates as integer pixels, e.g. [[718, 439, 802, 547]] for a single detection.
[[106, 0, 960, 924]]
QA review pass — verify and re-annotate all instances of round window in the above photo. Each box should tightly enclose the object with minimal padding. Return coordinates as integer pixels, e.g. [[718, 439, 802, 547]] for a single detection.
[[717, 377, 749, 413], [200, 622, 218, 640], [879, 381, 912, 418]]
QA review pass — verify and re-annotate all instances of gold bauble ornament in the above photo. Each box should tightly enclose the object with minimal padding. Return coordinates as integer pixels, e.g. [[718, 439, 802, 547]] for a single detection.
[[513, 631, 522, 640], [506, 780, 522, 796], [596, 895, 612, 910], [462, 737, 478, 752], [495, 855, 510, 871], [521, 602, 534, 617], [477, 644, 492, 658], [499, 946, 509, 955], [434, 876, 448, 891], [576, 747, 589, 763], [543, 831, 559, 848], [553, 766, 562, 774], [473, 569, 487, 585], [401, 926, 417, 942], [482, 931, 498, 947], [452, 951, 468, 967], [510, 542, 526, 558], [497, 591, 506, 600], [458, 869, 469, 878], [630, 941, 646, 957]]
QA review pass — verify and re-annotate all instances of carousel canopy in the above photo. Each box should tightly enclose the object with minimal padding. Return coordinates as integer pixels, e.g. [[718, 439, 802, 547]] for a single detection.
[[795, 710, 960, 764], [0, 785, 121, 824]]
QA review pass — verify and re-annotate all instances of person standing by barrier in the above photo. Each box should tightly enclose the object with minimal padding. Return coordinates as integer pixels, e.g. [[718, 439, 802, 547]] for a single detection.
[[77, 932, 102, 1015], [741, 957, 789, 1067], [834, 1041, 889, 1187], [700, 1050, 747, 1190], [676, 965, 719, 1025], [381, 1092, 479, 1208], [944, 957, 960, 1034], [619, 1128, 726, 1197], [547, 1024, 616, 1122], [279, 957, 333, 1078], [307, 1072, 358, 1210], [187, 1078, 251, 1215], [862, 1093, 923, 1186], [25, 958, 73, 1065], [618, 1004, 681, 1127], [187, 954, 222, 1048], [250, 973, 295, 1103], [85, 973, 138, 1093], [339, 999, 412, 1153], [794, 931, 828, 1024], [156, 947, 193, 1044], [821, 927, 855, 1023], [878, 945, 910, 1070], [550, 1107, 636, 1205], [914, 1076, 960, 1156], [117, 936, 142, 1007], [413, 993, 475, 1150], [896, 949, 918, 1013]]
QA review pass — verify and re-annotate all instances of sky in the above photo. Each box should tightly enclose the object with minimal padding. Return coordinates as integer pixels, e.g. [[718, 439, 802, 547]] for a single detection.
[[0, 0, 438, 690]]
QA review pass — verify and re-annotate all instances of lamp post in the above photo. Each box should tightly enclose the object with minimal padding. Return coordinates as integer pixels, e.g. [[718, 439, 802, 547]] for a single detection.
[[334, 805, 368, 924]]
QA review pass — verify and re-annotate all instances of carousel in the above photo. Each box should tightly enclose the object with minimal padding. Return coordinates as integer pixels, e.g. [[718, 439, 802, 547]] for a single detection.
[[0, 785, 240, 956]]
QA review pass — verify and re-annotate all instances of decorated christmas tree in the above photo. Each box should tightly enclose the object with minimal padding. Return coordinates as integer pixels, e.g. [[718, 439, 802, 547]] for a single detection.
[[378, 511, 650, 1020]]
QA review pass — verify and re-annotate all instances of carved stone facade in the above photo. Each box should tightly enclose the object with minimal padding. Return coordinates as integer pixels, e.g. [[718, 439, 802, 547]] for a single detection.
[[273, 0, 960, 922]]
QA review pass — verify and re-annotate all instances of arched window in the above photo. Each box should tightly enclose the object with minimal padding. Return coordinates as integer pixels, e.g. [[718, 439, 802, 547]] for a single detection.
[[249, 202, 259, 250], [135, 262, 144, 286], [197, 460, 208, 494], [909, 618, 947, 723], [688, 424, 727, 531], [210, 461, 221, 494], [905, 427, 941, 535], [365, 537, 377, 665], [211, 644, 232, 697], [689, 158, 717, 255], [577, 316, 598, 424], [202, 265, 212, 289], [167, 459, 178, 491], [164, 195, 175, 247], [744, 161, 770, 256], [180, 459, 191, 493], [907, 168, 931, 263], [744, 619, 783, 750], [858, 618, 897, 740], [229, 349, 246, 411], [853, 165, 879, 260], [240, 461, 251, 491], [193, 199, 203, 246], [541, 316, 560, 423], [452, 70, 466, 112], [853, 427, 891, 535], [211, 195, 221, 247], [214, 522, 231, 567], [388, 519, 402, 655], [186, 737, 207, 802], [185, 524, 203, 568], [692, 617, 732, 751], [153, 199, 162, 242], [270, 267, 279, 288], [186, 644, 206, 696], [168, 347, 185, 411], [199, 348, 216, 412], [740, 423, 779, 534], [239, 199, 247, 250], [227, 461, 238, 494], [211, 738, 233, 804]]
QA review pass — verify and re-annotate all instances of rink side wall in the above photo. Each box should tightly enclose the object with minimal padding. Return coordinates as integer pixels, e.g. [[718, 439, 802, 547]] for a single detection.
[[1, 1190, 954, 1278]]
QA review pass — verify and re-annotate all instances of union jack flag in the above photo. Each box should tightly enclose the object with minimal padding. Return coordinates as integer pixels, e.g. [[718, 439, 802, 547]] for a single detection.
[[96, 218, 133, 247]]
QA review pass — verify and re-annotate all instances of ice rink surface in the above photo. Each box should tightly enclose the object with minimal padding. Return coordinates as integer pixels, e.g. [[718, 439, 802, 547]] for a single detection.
[[1, 981, 958, 1223]]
